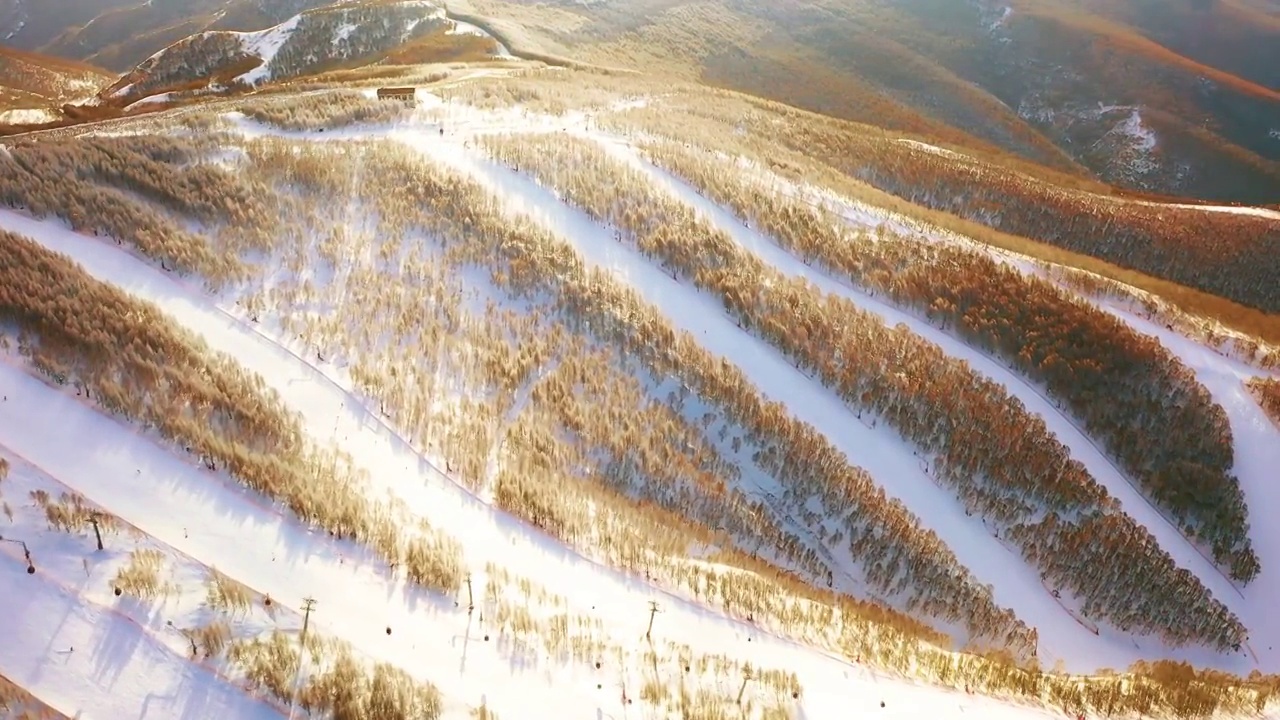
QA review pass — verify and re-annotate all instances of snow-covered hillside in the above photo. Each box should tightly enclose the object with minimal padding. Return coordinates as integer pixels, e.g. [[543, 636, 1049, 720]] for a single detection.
[[2, 84, 1279, 719], [100, 0, 504, 103]]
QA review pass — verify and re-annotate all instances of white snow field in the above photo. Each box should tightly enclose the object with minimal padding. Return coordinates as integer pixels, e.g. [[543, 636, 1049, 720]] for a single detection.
[[0, 444, 285, 720], [0, 210, 1068, 719], [3, 90, 1280, 717]]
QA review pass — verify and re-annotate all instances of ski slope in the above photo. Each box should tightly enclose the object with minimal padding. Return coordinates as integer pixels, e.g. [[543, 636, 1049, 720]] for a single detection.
[[3, 91, 1280, 716], [0, 440, 283, 720], [0, 209, 1069, 719]]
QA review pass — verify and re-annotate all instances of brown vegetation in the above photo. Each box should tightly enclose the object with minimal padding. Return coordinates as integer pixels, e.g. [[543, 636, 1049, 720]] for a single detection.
[[239, 91, 414, 131], [238, 137, 1001, 657], [617, 89, 1280, 313], [582, 82, 1280, 342], [0, 673, 65, 720], [478, 131, 1246, 652], [0, 228, 465, 598], [207, 567, 255, 614], [224, 135, 1280, 717], [113, 548, 176, 599], [1249, 377, 1280, 426], [228, 631, 444, 720], [643, 139, 1257, 581], [29, 489, 120, 537]]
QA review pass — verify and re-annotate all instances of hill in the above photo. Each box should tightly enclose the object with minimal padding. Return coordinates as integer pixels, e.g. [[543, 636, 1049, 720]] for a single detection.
[[1, 68, 1279, 718], [0, 46, 112, 126], [446, 0, 1280, 204], [0, 0, 337, 71], [89, 0, 512, 108]]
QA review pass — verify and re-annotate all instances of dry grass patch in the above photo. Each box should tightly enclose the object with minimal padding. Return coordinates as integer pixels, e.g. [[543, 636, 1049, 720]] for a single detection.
[[239, 91, 414, 132], [206, 567, 255, 614], [228, 630, 444, 720], [27, 489, 118, 537], [113, 548, 177, 599], [180, 619, 233, 659], [0, 673, 65, 719], [1248, 378, 1280, 426]]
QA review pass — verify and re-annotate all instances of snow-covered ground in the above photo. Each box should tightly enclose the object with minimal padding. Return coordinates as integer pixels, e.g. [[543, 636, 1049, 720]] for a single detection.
[[0, 207, 1070, 719], [0, 443, 285, 720], [3, 89, 1280, 716], [447, 19, 514, 58], [233, 13, 303, 85], [0, 108, 57, 125], [895, 138, 965, 160]]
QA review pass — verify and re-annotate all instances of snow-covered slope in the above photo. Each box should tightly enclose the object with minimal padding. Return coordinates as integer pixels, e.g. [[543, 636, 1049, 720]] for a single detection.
[[97, 0, 501, 103], [2, 86, 1279, 719], [0, 209, 1071, 720]]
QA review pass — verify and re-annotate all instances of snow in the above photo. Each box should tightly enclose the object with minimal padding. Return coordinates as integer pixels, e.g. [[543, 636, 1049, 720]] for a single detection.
[[0, 108, 56, 125], [0, 445, 285, 720], [0, 207, 1070, 720], [123, 92, 175, 111], [447, 19, 513, 58], [895, 138, 965, 160], [224, 100, 1277, 675], [1142, 200, 1280, 221], [232, 13, 303, 85], [332, 21, 358, 44], [990, 6, 1013, 30], [3, 90, 1280, 714]]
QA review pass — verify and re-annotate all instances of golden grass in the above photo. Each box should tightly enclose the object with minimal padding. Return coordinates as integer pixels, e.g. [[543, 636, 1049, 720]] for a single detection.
[[207, 567, 255, 614], [228, 629, 444, 720], [0, 673, 65, 720], [1248, 378, 1280, 426], [0, 227, 467, 601], [28, 489, 120, 537], [181, 620, 232, 659], [113, 548, 176, 599], [641, 138, 1256, 580], [479, 130, 1245, 649]]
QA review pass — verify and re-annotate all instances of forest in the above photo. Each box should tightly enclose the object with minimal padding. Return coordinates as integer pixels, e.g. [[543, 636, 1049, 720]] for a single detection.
[[2, 121, 1277, 717], [642, 139, 1257, 582], [478, 131, 1246, 652]]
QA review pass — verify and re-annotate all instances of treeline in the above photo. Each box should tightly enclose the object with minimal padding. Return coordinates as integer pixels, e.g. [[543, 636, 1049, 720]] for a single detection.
[[588, 86, 1280, 345], [1250, 377, 1280, 425], [323, 138, 1279, 719], [239, 91, 414, 132], [309, 140, 1028, 656], [644, 139, 1258, 582], [240, 134, 1027, 658], [729, 100, 1280, 315], [0, 229, 464, 597], [478, 132, 1247, 652], [0, 135, 278, 284]]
